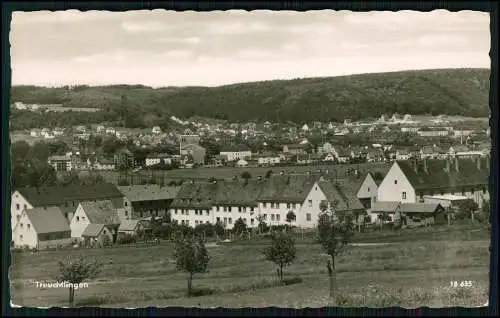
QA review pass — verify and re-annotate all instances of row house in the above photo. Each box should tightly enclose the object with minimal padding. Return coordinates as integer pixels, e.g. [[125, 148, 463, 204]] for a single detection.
[[257, 152, 281, 166], [219, 147, 252, 162], [10, 183, 125, 232], [145, 153, 173, 167], [118, 184, 180, 220], [377, 157, 490, 209], [417, 128, 450, 137], [47, 155, 73, 172]]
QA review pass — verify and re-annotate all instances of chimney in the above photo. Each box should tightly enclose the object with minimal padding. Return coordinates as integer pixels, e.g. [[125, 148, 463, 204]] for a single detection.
[[454, 157, 459, 172], [423, 158, 428, 173]]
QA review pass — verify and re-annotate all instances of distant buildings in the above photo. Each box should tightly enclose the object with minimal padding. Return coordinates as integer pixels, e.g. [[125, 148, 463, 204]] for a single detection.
[[219, 147, 252, 162]]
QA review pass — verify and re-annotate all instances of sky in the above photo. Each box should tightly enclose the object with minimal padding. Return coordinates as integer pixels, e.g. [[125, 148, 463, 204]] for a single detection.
[[10, 9, 490, 88]]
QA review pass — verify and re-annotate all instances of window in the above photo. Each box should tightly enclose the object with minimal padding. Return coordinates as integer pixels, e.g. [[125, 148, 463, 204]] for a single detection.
[[16, 215, 20, 221], [276, 214, 280, 221], [367, 187, 370, 192], [16, 204, 19, 210], [224, 217, 227, 224], [19, 234, 23, 241], [206, 221, 210, 224], [23, 204, 27, 210], [216, 217, 220, 222], [76, 216, 80, 222], [306, 213, 311, 221], [82, 216, 86, 220], [228, 207, 232, 212], [287, 203, 291, 209], [271, 203, 275, 209], [482, 187, 487, 194], [271, 214, 275, 221], [125, 211, 128, 216], [20, 223, 24, 229], [394, 180, 398, 184], [402, 192, 407, 200], [263, 214, 267, 220], [275, 203, 280, 209], [223, 206, 227, 212], [125, 201, 128, 206], [195, 210, 198, 215], [216, 206, 220, 212], [238, 207, 242, 212], [27, 224, 31, 231], [206, 210, 210, 216], [251, 207, 254, 212], [308, 200, 312, 207], [263, 203, 267, 208], [195, 220, 199, 225], [251, 219, 254, 225], [175, 210, 178, 214], [315, 186, 318, 191]]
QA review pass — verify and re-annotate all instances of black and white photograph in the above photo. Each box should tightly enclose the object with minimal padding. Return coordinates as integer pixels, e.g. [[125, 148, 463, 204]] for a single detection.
[[8, 9, 492, 308]]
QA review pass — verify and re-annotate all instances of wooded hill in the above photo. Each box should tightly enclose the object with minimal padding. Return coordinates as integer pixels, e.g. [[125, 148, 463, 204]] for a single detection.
[[10, 68, 490, 123]]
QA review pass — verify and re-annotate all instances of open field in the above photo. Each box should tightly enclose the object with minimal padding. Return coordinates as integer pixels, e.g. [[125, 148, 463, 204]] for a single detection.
[[79, 162, 391, 184], [10, 224, 490, 308]]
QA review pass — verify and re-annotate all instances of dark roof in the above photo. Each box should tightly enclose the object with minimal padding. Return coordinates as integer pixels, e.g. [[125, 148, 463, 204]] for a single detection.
[[80, 200, 121, 225], [118, 185, 180, 202], [397, 158, 489, 191], [118, 220, 140, 232], [17, 183, 123, 206], [318, 180, 364, 211], [82, 224, 105, 237], [170, 180, 264, 208], [26, 207, 70, 234], [258, 174, 318, 203], [400, 203, 443, 214], [371, 201, 400, 213]]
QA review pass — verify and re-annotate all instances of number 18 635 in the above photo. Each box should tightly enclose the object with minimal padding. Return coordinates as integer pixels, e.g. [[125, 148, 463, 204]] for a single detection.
[[450, 280, 473, 288]]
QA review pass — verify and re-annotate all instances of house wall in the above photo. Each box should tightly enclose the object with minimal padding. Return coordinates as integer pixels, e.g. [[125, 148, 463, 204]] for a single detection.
[[70, 205, 90, 239], [357, 174, 379, 206], [297, 183, 327, 228], [377, 162, 417, 203], [213, 205, 256, 229], [12, 211, 38, 249], [38, 235, 72, 249], [11, 191, 33, 231], [170, 208, 210, 227], [221, 151, 252, 162]]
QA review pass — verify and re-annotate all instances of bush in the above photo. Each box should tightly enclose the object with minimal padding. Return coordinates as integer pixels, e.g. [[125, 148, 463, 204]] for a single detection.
[[189, 287, 217, 297]]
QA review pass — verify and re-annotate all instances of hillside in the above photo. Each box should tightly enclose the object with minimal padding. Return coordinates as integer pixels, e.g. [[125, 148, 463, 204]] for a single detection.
[[10, 68, 490, 123]]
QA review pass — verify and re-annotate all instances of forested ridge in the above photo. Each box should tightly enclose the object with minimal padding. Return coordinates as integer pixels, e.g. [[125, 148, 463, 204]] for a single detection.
[[10, 68, 490, 126]]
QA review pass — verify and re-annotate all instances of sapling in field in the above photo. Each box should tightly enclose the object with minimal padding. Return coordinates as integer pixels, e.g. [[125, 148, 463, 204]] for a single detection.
[[173, 235, 210, 296], [263, 231, 296, 283]]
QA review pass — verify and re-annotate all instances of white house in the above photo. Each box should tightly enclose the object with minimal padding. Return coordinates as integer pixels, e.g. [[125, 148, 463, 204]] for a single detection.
[[377, 158, 490, 208], [70, 200, 121, 241], [356, 172, 383, 210], [106, 127, 116, 135], [220, 148, 252, 162], [12, 207, 71, 249], [152, 126, 162, 134], [257, 155, 281, 166], [301, 124, 310, 132], [236, 159, 249, 167]]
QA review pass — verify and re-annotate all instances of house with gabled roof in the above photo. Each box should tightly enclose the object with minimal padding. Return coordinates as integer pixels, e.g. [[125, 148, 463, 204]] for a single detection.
[[11, 183, 124, 231], [12, 206, 72, 249], [377, 158, 490, 209], [118, 184, 180, 220], [81, 224, 114, 247], [357, 172, 385, 209], [70, 200, 121, 242]]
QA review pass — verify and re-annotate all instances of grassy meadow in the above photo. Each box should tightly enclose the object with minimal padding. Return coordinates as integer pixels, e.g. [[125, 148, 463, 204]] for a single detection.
[[10, 224, 490, 308]]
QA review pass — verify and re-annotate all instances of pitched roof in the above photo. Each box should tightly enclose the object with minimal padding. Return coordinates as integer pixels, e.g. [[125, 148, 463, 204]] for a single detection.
[[118, 220, 139, 232], [318, 180, 364, 211], [80, 200, 120, 225], [258, 174, 318, 203], [82, 224, 105, 237], [17, 183, 123, 207], [397, 158, 489, 191], [170, 182, 220, 209], [118, 185, 180, 202], [371, 201, 400, 213], [400, 203, 442, 214], [26, 207, 70, 234]]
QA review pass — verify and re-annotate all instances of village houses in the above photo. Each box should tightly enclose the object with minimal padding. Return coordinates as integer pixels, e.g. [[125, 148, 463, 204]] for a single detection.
[[219, 146, 252, 162], [118, 184, 180, 220]]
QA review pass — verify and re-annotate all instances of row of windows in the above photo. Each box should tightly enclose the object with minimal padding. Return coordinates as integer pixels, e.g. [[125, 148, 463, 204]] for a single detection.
[[15, 203, 27, 211], [174, 209, 208, 216], [19, 223, 31, 231], [215, 206, 255, 213], [262, 202, 302, 209]]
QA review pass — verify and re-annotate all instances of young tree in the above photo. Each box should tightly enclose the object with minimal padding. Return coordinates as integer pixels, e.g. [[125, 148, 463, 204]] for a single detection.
[[173, 236, 210, 296], [457, 199, 479, 222], [263, 232, 296, 283], [240, 171, 252, 180], [317, 201, 355, 302], [56, 256, 101, 307], [286, 211, 296, 225], [233, 217, 247, 236], [265, 169, 273, 179]]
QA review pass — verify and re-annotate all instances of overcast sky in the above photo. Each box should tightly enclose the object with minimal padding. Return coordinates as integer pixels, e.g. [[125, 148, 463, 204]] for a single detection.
[[10, 9, 490, 87]]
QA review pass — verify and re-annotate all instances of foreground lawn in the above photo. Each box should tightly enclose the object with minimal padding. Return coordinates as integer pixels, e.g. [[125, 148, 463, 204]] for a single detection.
[[10, 230, 489, 308]]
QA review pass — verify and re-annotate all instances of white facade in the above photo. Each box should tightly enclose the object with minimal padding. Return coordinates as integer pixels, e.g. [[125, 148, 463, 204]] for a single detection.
[[418, 130, 449, 137], [11, 191, 33, 231], [296, 183, 327, 228], [357, 174, 379, 206], [12, 210, 38, 249], [70, 204, 91, 239], [377, 162, 417, 203], [258, 157, 281, 166], [220, 150, 252, 162]]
